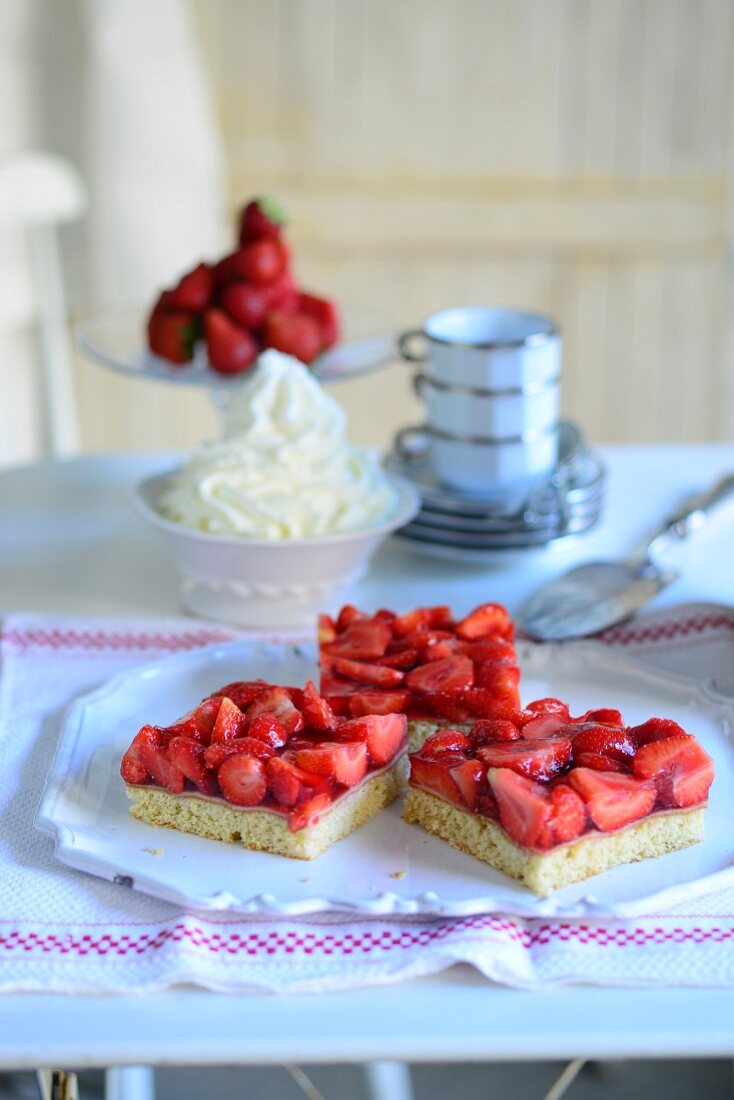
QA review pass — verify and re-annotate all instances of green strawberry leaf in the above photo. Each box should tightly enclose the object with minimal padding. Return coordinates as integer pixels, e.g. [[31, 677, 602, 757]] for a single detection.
[[257, 196, 287, 226], [182, 316, 204, 359]]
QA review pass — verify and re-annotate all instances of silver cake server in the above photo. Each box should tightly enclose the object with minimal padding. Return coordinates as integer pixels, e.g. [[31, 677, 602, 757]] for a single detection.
[[518, 473, 734, 641]]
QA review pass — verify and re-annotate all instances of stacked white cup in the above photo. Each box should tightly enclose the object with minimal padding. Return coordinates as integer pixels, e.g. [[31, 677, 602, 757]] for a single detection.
[[397, 306, 561, 508]]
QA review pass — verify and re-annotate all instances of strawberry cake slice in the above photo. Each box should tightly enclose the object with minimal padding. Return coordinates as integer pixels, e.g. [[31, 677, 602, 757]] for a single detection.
[[120, 680, 407, 860], [403, 700, 714, 895], [318, 602, 521, 751]]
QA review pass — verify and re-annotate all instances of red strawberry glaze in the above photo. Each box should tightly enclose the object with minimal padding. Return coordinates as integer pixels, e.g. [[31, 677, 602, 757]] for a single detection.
[[319, 603, 521, 723], [120, 682, 407, 833], [407, 702, 714, 853]]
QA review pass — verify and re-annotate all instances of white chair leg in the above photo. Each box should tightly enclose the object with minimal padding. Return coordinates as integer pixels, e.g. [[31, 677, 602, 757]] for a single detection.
[[27, 222, 81, 457], [104, 1066, 156, 1100], [363, 1060, 414, 1100]]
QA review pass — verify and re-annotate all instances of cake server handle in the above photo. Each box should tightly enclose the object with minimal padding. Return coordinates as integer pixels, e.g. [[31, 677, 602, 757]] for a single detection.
[[644, 473, 734, 559]]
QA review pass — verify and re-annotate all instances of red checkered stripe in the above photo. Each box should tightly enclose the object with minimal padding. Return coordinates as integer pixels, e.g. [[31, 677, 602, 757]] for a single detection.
[[598, 612, 734, 648], [0, 916, 731, 958], [3, 611, 731, 655], [0, 626, 236, 653]]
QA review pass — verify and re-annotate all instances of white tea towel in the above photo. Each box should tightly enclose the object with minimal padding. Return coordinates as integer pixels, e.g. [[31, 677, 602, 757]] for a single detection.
[[0, 605, 732, 994]]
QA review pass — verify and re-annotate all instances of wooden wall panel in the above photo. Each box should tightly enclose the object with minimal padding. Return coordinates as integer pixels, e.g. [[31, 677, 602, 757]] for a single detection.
[[79, 0, 734, 454]]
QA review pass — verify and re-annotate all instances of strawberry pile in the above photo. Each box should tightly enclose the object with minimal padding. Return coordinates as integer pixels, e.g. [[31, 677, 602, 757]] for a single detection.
[[147, 198, 340, 374], [318, 602, 521, 722], [120, 680, 407, 833], [409, 703, 715, 851]]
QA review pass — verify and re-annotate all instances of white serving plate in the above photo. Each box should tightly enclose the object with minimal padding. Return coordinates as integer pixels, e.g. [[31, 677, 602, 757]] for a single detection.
[[36, 638, 734, 918]]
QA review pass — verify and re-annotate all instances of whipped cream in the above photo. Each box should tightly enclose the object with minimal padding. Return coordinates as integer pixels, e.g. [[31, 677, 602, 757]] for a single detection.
[[157, 350, 398, 538]]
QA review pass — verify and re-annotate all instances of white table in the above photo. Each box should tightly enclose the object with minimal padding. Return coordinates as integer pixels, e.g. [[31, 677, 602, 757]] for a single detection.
[[2, 444, 734, 1072]]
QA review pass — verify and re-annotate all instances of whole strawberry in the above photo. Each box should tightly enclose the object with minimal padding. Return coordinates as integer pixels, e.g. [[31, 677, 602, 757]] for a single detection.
[[238, 197, 286, 244], [232, 239, 288, 285], [219, 282, 270, 330], [262, 311, 322, 364], [299, 292, 340, 350], [147, 293, 200, 364], [204, 308, 258, 374], [167, 262, 213, 312]]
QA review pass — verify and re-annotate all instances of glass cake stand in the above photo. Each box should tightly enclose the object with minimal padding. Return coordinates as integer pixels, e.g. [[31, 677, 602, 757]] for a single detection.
[[77, 304, 396, 417]]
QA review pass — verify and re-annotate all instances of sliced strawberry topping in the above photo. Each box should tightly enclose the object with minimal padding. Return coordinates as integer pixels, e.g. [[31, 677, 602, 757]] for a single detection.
[[567, 768, 656, 831], [292, 741, 368, 788], [288, 791, 332, 833], [406, 655, 474, 694], [246, 713, 287, 748], [208, 681, 269, 711], [120, 725, 155, 784], [449, 758, 487, 811], [217, 754, 267, 807], [300, 681, 338, 731], [477, 736, 572, 782], [211, 696, 247, 743], [456, 602, 513, 641], [525, 698, 570, 720], [464, 686, 521, 718], [336, 604, 367, 631], [377, 649, 422, 670], [469, 718, 521, 743], [136, 727, 186, 794], [245, 686, 303, 735], [167, 736, 218, 796], [266, 757, 323, 808], [549, 783, 587, 844], [334, 713, 407, 766], [413, 692, 471, 723], [395, 629, 455, 652], [421, 729, 474, 755], [165, 698, 221, 744], [120, 755, 149, 785], [573, 751, 626, 773], [521, 713, 568, 740], [455, 637, 516, 665], [319, 672, 353, 697], [487, 769, 552, 849], [317, 614, 337, 645], [346, 689, 411, 717], [330, 656, 405, 687], [422, 640, 457, 662], [325, 618, 392, 660], [474, 660, 521, 695], [631, 734, 714, 808], [392, 605, 453, 636], [629, 717, 688, 746], [408, 755, 464, 808], [571, 725, 636, 761], [203, 738, 275, 770], [476, 792, 500, 821], [577, 707, 624, 727]]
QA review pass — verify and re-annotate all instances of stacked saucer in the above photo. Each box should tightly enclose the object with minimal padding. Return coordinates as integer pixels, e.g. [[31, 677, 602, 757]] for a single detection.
[[384, 420, 605, 562]]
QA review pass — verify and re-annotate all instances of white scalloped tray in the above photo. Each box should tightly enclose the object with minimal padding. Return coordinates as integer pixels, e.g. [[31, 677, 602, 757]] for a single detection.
[[36, 638, 734, 918]]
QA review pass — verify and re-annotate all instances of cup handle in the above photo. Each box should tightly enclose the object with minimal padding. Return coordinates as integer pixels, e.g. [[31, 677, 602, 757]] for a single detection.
[[412, 372, 427, 399], [394, 426, 430, 462], [396, 329, 428, 363]]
